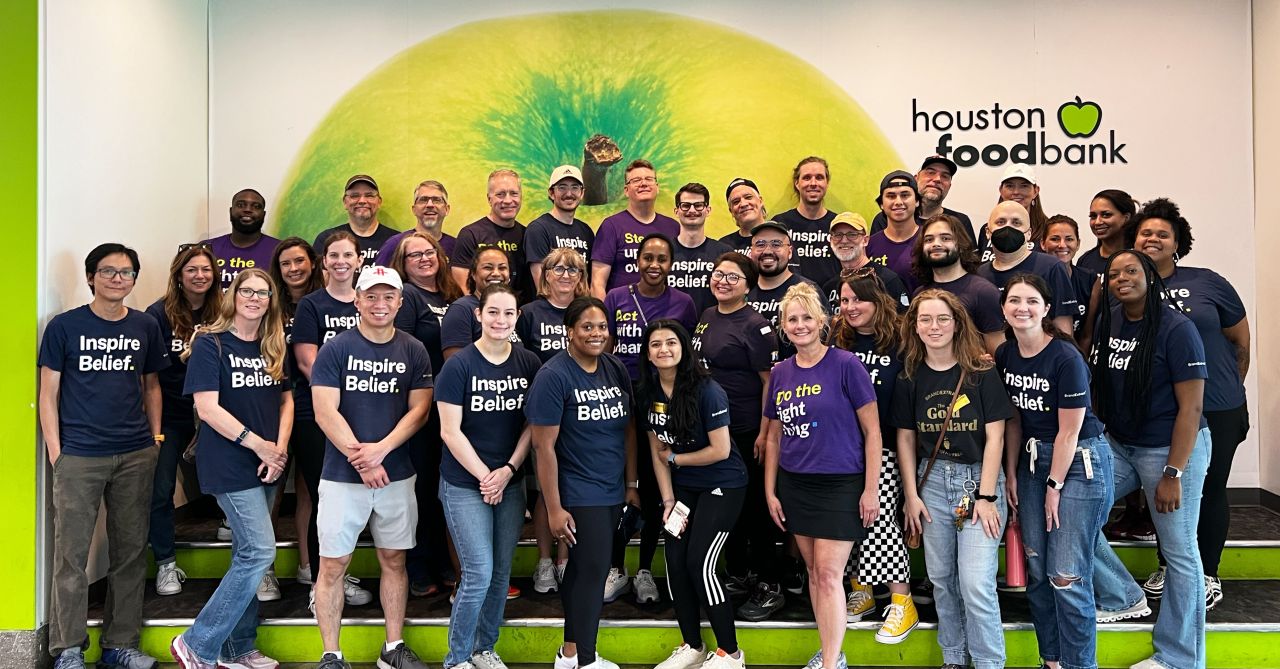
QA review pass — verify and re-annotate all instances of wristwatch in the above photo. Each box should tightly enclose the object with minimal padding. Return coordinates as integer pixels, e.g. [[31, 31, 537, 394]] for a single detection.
[[626, 480, 640, 489], [667, 452, 679, 468], [1045, 476, 1065, 491], [1162, 465, 1183, 479]]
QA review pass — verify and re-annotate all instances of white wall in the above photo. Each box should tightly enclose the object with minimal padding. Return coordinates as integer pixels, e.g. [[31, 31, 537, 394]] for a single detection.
[[42, 0, 210, 588], [1253, 0, 1279, 495]]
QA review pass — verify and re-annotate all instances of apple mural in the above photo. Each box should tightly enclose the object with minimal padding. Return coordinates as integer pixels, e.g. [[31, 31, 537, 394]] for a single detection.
[[1057, 96, 1103, 139], [272, 10, 901, 241]]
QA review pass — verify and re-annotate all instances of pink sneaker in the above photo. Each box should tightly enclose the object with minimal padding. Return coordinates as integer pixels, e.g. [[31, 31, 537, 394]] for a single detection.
[[217, 649, 280, 669], [170, 635, 216, 669]]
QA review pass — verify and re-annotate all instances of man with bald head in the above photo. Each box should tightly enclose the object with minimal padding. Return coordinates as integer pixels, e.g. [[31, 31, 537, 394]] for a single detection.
[[210, 189, 281, 289], [975, 201, 1075, 335]]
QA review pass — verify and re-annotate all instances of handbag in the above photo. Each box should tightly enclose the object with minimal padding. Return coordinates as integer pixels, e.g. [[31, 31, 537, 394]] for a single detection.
[[904, 368, 967, 549], [181, 332, 222, 464]]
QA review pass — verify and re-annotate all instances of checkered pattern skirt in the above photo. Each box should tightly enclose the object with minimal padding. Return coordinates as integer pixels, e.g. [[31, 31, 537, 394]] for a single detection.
[[849, 442, 912, 584]]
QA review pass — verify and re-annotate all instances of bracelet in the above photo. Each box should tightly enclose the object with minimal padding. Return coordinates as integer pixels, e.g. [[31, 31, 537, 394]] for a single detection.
[[504, 462, 518, 475], [153, 434, 165, 443], [663, 498, 676, 505], [626, 480, 639, 489], [234, 428, 250, 446]]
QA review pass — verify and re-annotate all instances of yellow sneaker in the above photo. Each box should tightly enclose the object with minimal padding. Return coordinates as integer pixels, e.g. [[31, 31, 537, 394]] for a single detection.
[[845, 581, 875, 622], [875, 592, 919, 644]]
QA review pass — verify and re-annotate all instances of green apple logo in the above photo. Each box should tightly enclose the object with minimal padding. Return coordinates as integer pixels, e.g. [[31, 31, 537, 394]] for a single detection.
[[273, 10, 901, 241], [1057, 96, 1102, 138]]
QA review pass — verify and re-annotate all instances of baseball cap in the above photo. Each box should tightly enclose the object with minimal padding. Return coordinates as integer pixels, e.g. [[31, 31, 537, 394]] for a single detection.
[[355, 265, 403, 291], [750, 220, 790, 238], [725, 177, 760, 200], [344, 174, 379, 192], [920, 155, 958, 175], [1001, 164, 1037, 185], [549, 165, 583, 188], [879, 170, 918, 195], [830, 212, 869, 235]]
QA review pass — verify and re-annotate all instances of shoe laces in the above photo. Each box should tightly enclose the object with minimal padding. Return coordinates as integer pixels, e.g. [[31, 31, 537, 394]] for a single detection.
[[881, 602, 905, 628], [105, 647, 151, 666], [344, 575, 365, 592], [749, 582, 776, 603], [847, 590, 872, 609], [477, 650, 504, 667], [159, 564, 187, 583]]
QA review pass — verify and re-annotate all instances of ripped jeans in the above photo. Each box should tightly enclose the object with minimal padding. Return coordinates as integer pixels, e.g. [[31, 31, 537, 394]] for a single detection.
[[1017, 434, 1113, 669]]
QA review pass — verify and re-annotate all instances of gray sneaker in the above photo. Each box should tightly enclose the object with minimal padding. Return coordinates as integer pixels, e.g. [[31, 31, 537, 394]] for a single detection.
[[471, 650, 509, 669], [533, 558, 559, 593], [54, 649, 85, 669], [256, 569, 282, 602], [378, 644, 429, 669], [317, 653, 351, 669], [634, 569, 660, 603], [155, 562, 186, 596], [97, 646, 159, 669]]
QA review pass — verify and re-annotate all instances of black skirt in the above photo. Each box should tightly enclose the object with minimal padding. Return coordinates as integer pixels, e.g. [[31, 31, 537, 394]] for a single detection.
[[777, 469, 867, 541]]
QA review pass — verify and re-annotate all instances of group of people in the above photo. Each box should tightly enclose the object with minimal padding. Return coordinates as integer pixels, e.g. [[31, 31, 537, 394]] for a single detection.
[[38, 156, 1248, 669]]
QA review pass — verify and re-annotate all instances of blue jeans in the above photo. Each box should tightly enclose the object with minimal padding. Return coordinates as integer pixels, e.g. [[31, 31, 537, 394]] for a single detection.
[[919, 460, 1007, 669], [1093, 429, 1209, 669], [183, 485, 278, 664], [439, 477, 526, 668], [149, 421, 195, 565], [1018, 435, 1113, 669]]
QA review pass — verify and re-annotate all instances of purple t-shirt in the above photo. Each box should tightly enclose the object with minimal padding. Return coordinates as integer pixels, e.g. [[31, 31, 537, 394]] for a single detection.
[[604, 284, 698, 379], [210, 233, 281, 290], [374, 230, 458, 267], [594, 210, 679, 292], [764, 347, 877, 475], [866, 228, 920, 294]]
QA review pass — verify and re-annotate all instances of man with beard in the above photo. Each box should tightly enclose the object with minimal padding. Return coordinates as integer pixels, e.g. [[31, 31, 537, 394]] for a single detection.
[[746, 221, 823, 358], [374, 180, 458, 265], [670, 183, 729, 315], [913, 213, 1006, 353], [975, 201, 1075, 335], [866, 171, 924, 293], [870, 156, 976, 244], [210, 189, 280, 289], [452, 169, 530, 300], [718, 178, 766, 256], [314, 175, 399, 270], [772, 157, 841, 287], [524, 165, 595, 287], [820, 212, 909, 314]]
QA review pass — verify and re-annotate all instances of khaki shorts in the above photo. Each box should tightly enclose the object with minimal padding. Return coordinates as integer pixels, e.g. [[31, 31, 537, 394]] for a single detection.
[[317, 475, 418, 556]]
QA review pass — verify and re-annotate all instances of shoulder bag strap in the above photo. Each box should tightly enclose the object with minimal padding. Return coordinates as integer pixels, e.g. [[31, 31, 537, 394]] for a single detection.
[[915, 368, 968, 492]]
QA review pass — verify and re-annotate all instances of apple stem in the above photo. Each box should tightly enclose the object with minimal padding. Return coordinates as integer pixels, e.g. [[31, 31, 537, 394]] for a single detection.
[[1075, 96, 1083, 104], [582, 159, 612, 206]]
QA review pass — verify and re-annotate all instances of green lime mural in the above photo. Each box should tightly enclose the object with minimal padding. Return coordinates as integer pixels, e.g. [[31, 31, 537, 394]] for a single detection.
[[274, 10, 901, 241]]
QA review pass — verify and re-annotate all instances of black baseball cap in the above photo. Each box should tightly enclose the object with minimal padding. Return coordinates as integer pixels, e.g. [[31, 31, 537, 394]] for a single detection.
[[750, 220, 790, 238], [920, 155, 958, 175], [725, 177, 760, 200], [344, 174, 379, 192]]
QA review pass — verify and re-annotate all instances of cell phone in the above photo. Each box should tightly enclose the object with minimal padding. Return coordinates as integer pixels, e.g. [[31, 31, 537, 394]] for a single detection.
[[617, 503, 644, 539], [664, 502, 690, 538]]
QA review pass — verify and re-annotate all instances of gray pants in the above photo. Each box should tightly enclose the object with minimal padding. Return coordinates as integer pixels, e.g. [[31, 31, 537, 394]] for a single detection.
[[49, 447, 158, 656]]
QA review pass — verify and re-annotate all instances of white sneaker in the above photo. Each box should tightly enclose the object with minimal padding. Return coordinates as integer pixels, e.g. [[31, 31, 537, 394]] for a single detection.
[[1096, 595, 1152, 623], [217, 520, 233, 541], [256, 569, 281, 602], [555, 561, 567, 583], [343, 574, 373, 605], [554, 650, 577, 669], [634, 569, 659, 603], [603, 568, 630, 603], [700, 649, 745, 669], [296, 564, 314, 585], [1130, 659, 1164, 669], [155, 562, 186, 596], [534, 558, 559, 593], [655, 644, 705, 669], [579, 656, 619, 669], [471, 650, 509, 669]]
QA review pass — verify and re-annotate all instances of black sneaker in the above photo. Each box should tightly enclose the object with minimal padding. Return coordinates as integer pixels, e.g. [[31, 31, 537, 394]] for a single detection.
[[736, 582, 786, 621], [317, 653, 352, 669], [725, 572, 756, 599], [782, 565, 807, 595], [378, 644, 429, 669], [911, 579, 934, 605]]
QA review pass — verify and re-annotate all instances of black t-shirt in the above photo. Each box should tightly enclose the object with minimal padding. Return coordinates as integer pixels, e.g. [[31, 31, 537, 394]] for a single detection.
[[644, 379, 745, 490], [395, 282, 450, 377], [291, 289, 358, 421], [523, 212, 593, 266], [927, 273, 1005, 335], [314, 223, 399, 270], [452, 217, 529, 299], [670, 236, 731, 316], [435, 344, 541, 490], [748, 273, 824, 358], [145, 299, 206, 424], [822, 264, 910, 315], [844, 332, 904, 427], [772, 208, 841, 288], [717, 231, 753, 257], [516, 297, 569, 363], [891, 365, 1014, 464], [691, 305, 777, 432]]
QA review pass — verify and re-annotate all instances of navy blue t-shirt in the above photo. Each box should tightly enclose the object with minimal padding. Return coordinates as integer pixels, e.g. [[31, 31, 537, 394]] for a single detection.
[[523, 212, 593, 265], [435, 344, 541, 490], [644, 379, 744, 490], [928, 273, 1005, 335], [516, 297, 569, 363], [442, 295, 522, 351], [748, 272, 824, 359], [717, 231, 753, 257], [670, 236, 730, 316], [313, 223, 399, 270], [691, 306, 777, 432], [291, 289, 358, 421], [184, 332, 290, 494], [977, 251, 1077, 320], [1067, 266, 1098, 335], [395, 282, 450, 377], [772, 208, 841, 289], [1096, 307, 1208, 447], [1161, 266, 1247, 412], [844, 332, 904, 426], [995, 337, 1103, 443], [311, 329, 434, 482], [823, 264, 910, 315], [38, 305, 170, 455], [525, 352, 632, 507], [451, 218, 529, 299], [145, 299, 206, 424], [1076, 246, 1111, 276]]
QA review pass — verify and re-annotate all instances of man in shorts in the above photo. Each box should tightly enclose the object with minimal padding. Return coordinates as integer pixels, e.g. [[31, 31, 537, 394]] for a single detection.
[[311, 265, 435, 669]]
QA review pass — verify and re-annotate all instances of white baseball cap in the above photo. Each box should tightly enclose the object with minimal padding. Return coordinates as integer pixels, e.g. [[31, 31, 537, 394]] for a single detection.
[[1001, 164, 1038, 185], [355, 265, 403, 291], [549, 165, 584, 188]]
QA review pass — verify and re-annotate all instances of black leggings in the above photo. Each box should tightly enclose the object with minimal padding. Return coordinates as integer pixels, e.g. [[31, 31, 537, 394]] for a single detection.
[[407, 408, 452, 586], [613, 415, 661, 572], [666, 485, 745, 654], [292, 417, 326, 571], [563, 504, 622, 666], [724, 428, 783, 583]]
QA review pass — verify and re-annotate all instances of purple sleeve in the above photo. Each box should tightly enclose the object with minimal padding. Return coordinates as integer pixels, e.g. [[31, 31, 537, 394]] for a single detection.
[[604, 288, 623, 336], [676, 293, 698, 331], [843, 355, 877, 411], [593, 218, 618, 267], [374, 232, 405, 267]]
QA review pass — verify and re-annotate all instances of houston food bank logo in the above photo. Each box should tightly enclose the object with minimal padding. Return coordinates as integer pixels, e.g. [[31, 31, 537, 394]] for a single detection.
[[912, 96, 1126, 167]]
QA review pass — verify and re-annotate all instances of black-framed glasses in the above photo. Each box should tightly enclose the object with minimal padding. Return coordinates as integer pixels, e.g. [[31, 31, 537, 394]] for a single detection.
[[550, 265, 582, 277], [710, 270, 743, 285], [236, 287, 272, 299], [96, 267, 138, 280], [677, 201, 708, 212]]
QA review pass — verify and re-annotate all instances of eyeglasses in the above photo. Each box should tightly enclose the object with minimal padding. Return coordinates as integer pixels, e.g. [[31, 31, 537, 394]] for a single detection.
[[553, 184, 584, 194], [839, 266, 877, 281], [550, 265, 582, 277], [178, 242, 211, 252], [625, 176, 657, 185], [676, 201, 708, 212], [405, 249, 438, 261], [830, 231, 865, 241], [710, 270, 744, 285], [96, 267, 138, 280], [752, 239, 788, 250], [236, 287, 272, 299], [916, 315, 954, 326], [414, 195, 447, 206]]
